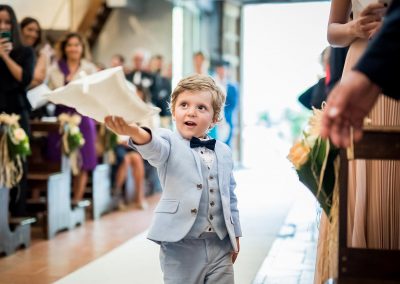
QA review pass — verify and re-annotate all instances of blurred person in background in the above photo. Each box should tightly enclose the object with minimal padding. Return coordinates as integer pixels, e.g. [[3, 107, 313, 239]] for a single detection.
[[149, 54, 172, 128], [110, 53, 130, 75], [193, 51, 208, 75], [113, 85, 160, 209], [0, 4, 34, 216], [126, 49, 153, 89], [46, 32, 98, 204], [213, 60, 239, 147], [20, 17, 53, 88]]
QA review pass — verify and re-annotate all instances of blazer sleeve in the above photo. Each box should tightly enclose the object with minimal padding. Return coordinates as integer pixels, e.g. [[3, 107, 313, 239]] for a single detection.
[[354, 0, 400, 100], [128, 127, 171, 167], [229, 172, 242, 237]]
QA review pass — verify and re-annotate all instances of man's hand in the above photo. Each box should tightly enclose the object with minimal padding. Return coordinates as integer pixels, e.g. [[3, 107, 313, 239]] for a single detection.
[[231, 237, 240, 264], [320, 70, 381, 147]]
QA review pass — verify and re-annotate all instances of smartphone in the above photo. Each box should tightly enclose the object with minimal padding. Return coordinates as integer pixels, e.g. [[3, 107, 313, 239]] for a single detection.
[[0, 31, 11, 42], [378, 0, 392, 6]]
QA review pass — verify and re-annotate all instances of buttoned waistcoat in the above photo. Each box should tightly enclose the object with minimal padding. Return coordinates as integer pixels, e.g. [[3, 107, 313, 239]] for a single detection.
[[130, 128, 242, 251]]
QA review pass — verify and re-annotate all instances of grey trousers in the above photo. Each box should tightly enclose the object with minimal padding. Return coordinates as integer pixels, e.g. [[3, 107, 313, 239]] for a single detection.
[[159, 235, 234, 284]]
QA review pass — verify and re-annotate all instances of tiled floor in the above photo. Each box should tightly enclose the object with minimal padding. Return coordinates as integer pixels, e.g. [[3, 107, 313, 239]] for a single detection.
[[253, 190, 319, 284]]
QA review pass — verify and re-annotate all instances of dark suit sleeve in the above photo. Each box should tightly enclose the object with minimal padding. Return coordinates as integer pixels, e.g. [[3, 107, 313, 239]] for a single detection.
[[354, 0, 400, 100]]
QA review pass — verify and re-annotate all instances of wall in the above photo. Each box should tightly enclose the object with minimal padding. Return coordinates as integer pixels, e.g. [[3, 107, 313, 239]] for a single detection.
[[92, 0, 173, 69], [3, 0, 71, 30]]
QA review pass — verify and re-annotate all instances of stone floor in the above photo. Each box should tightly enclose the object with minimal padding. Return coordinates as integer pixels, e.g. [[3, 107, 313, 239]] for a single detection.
[[253, 190, 319, 284]]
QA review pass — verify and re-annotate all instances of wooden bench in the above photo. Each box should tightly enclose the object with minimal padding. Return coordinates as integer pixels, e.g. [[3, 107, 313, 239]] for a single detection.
[[91, 163, 116, 219], [27, 121, 89, 239], [335, 126, 400, 283], [0, 187, 36, 256]]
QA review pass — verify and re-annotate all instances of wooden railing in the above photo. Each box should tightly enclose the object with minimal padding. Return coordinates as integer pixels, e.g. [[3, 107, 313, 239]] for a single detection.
[[336, 126, 400, 283]]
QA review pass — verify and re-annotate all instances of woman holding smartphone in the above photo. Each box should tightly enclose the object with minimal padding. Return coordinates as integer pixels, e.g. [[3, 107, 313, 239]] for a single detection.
[[315, 0, 400, 283], [0, 5, 34, 216]]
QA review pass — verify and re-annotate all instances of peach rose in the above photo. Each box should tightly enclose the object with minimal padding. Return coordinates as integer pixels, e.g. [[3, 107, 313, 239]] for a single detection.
[[288, 141, 310, 170]]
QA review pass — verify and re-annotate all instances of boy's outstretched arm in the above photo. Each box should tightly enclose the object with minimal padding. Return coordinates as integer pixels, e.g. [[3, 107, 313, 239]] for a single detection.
[[104, 115, 151, 145]]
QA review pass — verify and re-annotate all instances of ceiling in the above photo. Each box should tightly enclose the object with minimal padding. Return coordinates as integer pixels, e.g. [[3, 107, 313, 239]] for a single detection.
[[239, 0, 328, 4]]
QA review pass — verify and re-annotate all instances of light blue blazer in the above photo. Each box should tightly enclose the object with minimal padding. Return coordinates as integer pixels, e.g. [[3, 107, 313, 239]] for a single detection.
[[130, 128, 242, 252]]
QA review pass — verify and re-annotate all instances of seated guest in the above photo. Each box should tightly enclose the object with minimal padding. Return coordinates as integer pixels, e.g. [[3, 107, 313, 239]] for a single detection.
[[46, 33, 98, 204]]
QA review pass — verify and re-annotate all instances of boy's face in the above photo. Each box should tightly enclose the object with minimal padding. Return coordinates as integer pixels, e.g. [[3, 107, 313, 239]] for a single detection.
[[173, 90, 216, 140]]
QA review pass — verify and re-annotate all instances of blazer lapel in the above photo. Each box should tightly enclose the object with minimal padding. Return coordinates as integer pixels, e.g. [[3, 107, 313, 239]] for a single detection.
[[175, 131, 202, 178]]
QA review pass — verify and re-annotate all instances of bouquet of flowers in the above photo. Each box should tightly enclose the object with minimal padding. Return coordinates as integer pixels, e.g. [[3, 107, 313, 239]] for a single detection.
[[0, 113, 31, 188], [96, 124, 118, 164], [58, 113, 85, 174], [287, 106, 340, 216]]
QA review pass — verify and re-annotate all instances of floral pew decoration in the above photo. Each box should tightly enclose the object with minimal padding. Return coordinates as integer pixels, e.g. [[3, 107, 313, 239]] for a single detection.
[[287, 105, 340, 218], [58, 113, 85, 175], [0, 113, 31, 188], [97, 124, 118, 164]]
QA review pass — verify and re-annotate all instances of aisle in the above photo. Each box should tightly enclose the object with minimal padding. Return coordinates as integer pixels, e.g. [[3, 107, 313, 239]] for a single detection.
[[56, 166, 300, 283]]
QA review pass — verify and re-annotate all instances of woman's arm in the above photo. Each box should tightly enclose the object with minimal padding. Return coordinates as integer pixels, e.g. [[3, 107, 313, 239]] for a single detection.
[[0, 38, 23, 82], [328, 0, 385, 47], [0, 40, 34, 86], [30, 52, 47, 87]]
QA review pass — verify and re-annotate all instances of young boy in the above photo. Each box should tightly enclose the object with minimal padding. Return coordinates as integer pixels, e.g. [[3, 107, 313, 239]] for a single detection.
[[105, 74, 242, 284]]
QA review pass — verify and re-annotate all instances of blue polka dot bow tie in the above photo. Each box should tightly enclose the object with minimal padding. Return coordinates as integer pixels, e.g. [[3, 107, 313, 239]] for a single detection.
[[190, 136, 216, 151]]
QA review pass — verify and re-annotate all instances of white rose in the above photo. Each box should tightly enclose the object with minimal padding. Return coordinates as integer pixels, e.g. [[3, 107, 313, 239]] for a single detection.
[[305, 134, 318, 148], [70, 126, 80, 135], [13, 128, 27, 142]]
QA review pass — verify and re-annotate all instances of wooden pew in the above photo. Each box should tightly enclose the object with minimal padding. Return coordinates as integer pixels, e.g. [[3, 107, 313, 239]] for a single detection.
[[0, 187, 36, 256], [91, 163, 116, 219], [335, 126, 400, 283], [27, 121, 88, 239]]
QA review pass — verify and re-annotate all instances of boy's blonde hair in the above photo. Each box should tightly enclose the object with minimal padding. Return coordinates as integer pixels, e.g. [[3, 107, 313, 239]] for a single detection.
[[170, 74, 225, 122]]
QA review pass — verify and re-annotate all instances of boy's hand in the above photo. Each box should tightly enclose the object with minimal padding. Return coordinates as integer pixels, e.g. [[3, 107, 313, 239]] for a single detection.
[[104, 116, 151, 145], [104, 116, 139, 137], [232, 237, 240, 264]]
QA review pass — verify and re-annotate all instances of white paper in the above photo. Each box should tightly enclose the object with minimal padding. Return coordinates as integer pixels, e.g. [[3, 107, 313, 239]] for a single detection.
[[27, 83, 51, 109], [45, 67, 160, 123]]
